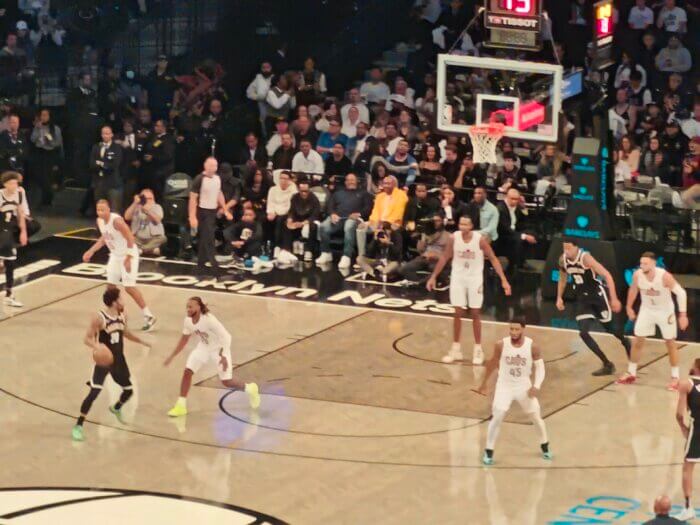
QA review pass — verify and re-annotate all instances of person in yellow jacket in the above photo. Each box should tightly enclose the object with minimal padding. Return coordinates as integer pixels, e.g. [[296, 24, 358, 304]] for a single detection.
[[356, 175, 408, 258]]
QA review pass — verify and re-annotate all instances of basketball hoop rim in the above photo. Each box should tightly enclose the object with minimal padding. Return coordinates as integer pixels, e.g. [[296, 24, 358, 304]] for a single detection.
[[466, 123, 506, 138]]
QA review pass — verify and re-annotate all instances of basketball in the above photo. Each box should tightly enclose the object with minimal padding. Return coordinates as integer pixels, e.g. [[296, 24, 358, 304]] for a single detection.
[[93, 344, 114, 368]]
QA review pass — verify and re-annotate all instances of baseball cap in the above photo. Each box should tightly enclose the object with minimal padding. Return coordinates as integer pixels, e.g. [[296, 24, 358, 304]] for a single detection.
[[16, 21, 28, 31]]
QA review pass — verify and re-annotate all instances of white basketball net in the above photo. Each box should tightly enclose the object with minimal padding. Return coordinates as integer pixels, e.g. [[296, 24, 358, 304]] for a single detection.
[[467, 124, 505, 164]]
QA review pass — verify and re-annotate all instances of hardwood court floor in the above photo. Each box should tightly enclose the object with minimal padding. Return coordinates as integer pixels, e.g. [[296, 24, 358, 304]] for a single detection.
[[1, 275, 698, 524]]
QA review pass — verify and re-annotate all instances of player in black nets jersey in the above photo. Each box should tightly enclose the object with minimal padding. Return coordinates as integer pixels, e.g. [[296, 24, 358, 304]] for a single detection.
[[72, 288, 150, 441], [674, 358, 700, 522], [556, 240, 630, 376], [0, 171, 28, 308]]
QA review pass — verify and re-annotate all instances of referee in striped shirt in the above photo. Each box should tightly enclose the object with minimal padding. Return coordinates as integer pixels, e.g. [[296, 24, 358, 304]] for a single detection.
[[189, 157, 232, 273]]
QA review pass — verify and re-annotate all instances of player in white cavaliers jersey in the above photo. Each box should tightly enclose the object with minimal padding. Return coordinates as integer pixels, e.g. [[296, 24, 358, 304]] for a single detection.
[[475, 319, 551, 465], [617, 252, 689, 390], [427, 215, 511, 365], [164, 297, 260, 416], [83, 200, 156, 331]]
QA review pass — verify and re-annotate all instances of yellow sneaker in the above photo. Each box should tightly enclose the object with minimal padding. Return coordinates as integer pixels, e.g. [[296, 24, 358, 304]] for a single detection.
[[245, 383, 260, 409], [167, 401, 188, 417]]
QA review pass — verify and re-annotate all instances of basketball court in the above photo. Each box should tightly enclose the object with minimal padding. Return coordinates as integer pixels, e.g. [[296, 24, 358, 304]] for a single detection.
[[1, 269, 698, 523]]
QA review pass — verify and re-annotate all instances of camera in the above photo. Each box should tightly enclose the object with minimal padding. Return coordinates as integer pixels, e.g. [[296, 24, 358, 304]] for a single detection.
[[139, 194, 147, 205]]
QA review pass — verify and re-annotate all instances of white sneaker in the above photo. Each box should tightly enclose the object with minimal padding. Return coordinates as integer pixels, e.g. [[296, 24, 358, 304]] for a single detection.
[[441, 348, 463, 364], [315, 252, 333, 265], [273, 247, 281, 259], [472, 345, 484, 365], [3, 295, 23, 308], [338, 255, 351, 269], [673, 507, 696, 521], [278, 250, 298, 264]]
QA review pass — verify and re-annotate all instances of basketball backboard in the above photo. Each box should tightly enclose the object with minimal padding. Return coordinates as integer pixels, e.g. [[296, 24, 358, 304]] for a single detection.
[[436, 54, 563, 143]]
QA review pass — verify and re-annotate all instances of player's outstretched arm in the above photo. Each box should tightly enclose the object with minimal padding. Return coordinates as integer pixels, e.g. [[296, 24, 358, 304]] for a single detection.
[[475, 340, 503, 394], [626, 271, 640, 321], [163, 334, 191, 366], [663, 271, 688, 330], [677, 380, 691, 438], [584, 253, 621, 312], [83, 315, 103, 352], [481, 237, 510, 296], [426, 238, 453, 291]]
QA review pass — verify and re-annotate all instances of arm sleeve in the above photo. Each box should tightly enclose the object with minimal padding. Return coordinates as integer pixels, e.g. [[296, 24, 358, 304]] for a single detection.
[[533, 359, 545, 389], [672, 283, 687, 312]]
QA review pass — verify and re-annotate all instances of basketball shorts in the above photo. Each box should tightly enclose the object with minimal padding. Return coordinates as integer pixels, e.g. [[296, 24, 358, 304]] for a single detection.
[[492, 384, 540, 414], [575, 288, 612, 324], [185, 344, 233, 381], [634, 308, 677, 340], [685, 418, 700, 462], [106, 253, 139, 287], [90, 352, 132, 389], [449, 276, 484, 309], [0, 230, 17, 261]]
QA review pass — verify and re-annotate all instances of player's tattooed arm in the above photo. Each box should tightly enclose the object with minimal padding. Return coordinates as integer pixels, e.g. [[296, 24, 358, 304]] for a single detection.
[[83, 315, 103, 351], [475, 340, 503, 395], [677, 380, 691, 439]]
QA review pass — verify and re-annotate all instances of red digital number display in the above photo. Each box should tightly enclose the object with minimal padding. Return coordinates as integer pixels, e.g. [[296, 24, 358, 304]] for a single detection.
[[595, 1, 613, 38], [493, 0, 536, 16]]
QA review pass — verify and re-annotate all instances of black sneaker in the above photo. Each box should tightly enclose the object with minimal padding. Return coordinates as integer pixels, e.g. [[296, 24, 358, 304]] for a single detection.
[[592, 362, 616, 376]]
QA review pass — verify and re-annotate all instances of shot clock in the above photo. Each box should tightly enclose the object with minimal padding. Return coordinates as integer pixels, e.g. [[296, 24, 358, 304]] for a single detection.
[[484, 0, 542, 51], [592, 0, 615, 69]]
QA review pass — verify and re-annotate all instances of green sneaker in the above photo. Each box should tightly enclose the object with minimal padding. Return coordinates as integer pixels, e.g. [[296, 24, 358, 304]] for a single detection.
[[245, 383, 261, 409], [167, 400, 188, 417], [543, 451, 553, 460], [482, 452, 493, 466], [72, 425, 85, 441], [109, 405, 125, 424]]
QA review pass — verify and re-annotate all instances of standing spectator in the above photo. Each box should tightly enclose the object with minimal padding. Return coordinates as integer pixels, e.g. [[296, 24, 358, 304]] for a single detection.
[[146, 54, 177, 120], [188, 157, 232, 273], [628, 0, 654, 32], [360, 68, 390, 108], [655, 35, 692, 74], [116, 119, 141, 205], [246, 61, 274, 138], [218, 162, 242, 221], [292, 139, 324, 175], [317, 173, 373, 268], [656, 0, 687, 36], [316, 119, 347, 160], [356, 176, 408, 258], [124, 189, 166, 256], [115, 68, 146, 121], [30, 108, 62, 207], [0, 114, 29, 174], [264, 75, 295, 137], [272, 133, 296, 170], [142, 119, 175, 201], [296, 57, 327, 107], [341, 88, 370, 125], [266, 170, 297, 252], [277, 180, 321, 263], [324, 142, 352, 180], [639, 32, 661, 89], [89, 125, 123, 212]]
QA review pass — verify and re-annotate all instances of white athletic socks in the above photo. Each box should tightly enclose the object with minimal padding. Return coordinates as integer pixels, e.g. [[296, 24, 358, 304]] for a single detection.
[[143, 307, 153, 318], [628, 363, 638, 376], [451, 342, 461, 352], [177, 396, 187, 407], [672, 367, 680, 379]]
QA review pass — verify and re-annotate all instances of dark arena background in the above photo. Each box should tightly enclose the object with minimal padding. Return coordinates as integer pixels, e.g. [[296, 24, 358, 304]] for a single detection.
[[1, 0, 700, 523]]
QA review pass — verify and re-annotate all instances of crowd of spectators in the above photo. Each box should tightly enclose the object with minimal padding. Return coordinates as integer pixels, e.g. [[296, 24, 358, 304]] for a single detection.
[[0, 0, 698, 270]]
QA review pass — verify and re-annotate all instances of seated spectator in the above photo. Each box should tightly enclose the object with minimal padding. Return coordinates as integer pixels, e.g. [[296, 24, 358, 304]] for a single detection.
[[272, 132, 296, 170], [354, 137, 384, 190], [439, 186, 469, 232], [417, 143, 443, 185], [357, 222, 403, 279], [370, 110, 390, 140], [115, 68, 146, 119], [663, 72, 693, 109], [454, 152, 487, 189], [681, 99, 700, 139], [241, 168, 271, 221], [404, 182, 440, 240], [348, 121, 370, 162], [466, 186, 499, 242], [341, 88, 370, 125], [496, 152, 530, 193], [609, 88, 637, 140], [385, 139, 418, 187], [292, 139, 324, 175], [277, 180, 321, 263], [615, 135, 641, 181], [341, 106, 361, 138], [536, 144, 569, 183], [614, 51, 647, 89], [238, 132, 268, 176], [496, 188, 537, 274], [360, 67, 391, 108], [415, 87, 436, 122], [15, 20, 34, 65], [655, 35, 691, 74], [266, 170, 297, 253], [223, 206, 264, 259], [356, 175, 408, 257], [325, 142, 352, 180], [384, 122, 402, 156], [293, 114, 319, 146], [628, 71, 654, 110], [642, 495, 683, 524], [266, 118, 295, 157], [635, 102, 664, 142], [124, 189, 167, 256], [397, 212, 450, 285], [661, 119, 688, 186], [640, 135, 670, 181], [441, 145, 462, 186], [315, 101, 340, 133], [296, 57, 327, 107], [316, 119, 347, 160], [656, 0, 687, 36], [385, 78, 415, 112], [397, 109, 419, 143], [0, 114, 29, 174], [628, 0, 654, 32], [0, 33, 27, 72], [317, 173, 373, 268]]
